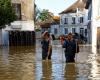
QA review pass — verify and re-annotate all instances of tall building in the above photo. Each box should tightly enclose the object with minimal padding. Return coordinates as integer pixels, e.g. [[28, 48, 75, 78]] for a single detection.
[[85, 0, 92, 44], [59, 0, 88, 39], [2, 0, 36, 46], [92, 0, 100, 53], [11, 0, 34, 20]]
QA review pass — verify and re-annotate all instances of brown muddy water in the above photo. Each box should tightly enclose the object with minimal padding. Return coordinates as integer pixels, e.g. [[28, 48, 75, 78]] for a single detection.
[[0, 40, 100, 80]]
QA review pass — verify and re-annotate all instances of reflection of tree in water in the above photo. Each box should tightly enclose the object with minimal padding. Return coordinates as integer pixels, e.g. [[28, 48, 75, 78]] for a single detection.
[[64, 63, 76, 80], [41, 61, 52, 80]]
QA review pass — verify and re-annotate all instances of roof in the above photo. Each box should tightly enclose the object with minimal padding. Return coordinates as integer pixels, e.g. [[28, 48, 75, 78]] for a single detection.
[[36, 16, 60, 27], [60, 0, 86, 14], [40, 23, 51, 28], [53, 16, 60, 20], [51, 16, 60, 25]]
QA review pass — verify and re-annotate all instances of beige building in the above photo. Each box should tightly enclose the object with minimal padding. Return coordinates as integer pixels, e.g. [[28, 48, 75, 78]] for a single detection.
[[11, 0, 34, 20], [9, 0, 35, 31], [6, 0, 35, 46], [0, 0, 35, 46]]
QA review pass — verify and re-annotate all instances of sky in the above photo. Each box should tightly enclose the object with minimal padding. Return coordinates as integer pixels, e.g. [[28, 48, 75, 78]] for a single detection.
[[35, 0, 77, 16]]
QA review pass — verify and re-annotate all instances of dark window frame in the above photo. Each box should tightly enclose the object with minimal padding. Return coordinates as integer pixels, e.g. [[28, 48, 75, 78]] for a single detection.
[[80, 17, 83, 23], [64, 28, 68, 34], [64, 18, 68, 24], [54, 28, 57, 34], [72, 28, 76, 34], [72, 17, 76, 24], [12, 3, 21, 20]]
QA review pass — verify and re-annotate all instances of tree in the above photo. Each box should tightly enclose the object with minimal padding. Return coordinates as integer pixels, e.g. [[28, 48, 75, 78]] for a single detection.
[[36, 9, 54, 23], [0, 0, 17, 29]]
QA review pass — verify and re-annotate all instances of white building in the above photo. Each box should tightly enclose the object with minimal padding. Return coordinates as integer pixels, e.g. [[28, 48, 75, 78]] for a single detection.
[[92, 0, 100, 53], [0, 29, 9, 46], [50, 19, 60, 38], [50, 24, 60, 38], [59, 0, 88, 40], [85, 0, 92, 44]]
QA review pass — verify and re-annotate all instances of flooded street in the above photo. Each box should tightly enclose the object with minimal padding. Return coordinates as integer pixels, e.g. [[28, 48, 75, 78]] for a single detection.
[[0, 39, 100, 80], [0, 46, 36, 80]]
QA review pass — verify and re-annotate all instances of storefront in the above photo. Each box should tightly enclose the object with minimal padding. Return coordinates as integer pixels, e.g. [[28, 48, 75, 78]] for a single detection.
[[5, 21, 35, 46]]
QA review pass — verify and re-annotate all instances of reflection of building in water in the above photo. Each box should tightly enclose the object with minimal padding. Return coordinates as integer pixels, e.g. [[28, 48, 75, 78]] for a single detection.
[[9, 46, 35, 54], [0, 46, 9, 65], [64, 63, 76, 80], [97, 28, 100, 52], [41, 61, 52, 80], [89, 60, 100, 79]]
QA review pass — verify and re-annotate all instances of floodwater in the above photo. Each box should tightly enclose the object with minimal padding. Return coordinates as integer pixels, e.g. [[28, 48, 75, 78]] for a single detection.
[[0, 40, 100, 80]]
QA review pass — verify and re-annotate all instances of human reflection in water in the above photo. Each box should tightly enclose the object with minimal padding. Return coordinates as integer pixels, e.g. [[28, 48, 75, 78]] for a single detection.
[[64, 63, 76, 80], [41, 60, 52, 80]]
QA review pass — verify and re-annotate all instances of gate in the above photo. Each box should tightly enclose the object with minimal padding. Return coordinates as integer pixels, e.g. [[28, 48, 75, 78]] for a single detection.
[[9, 31, 35, 46]]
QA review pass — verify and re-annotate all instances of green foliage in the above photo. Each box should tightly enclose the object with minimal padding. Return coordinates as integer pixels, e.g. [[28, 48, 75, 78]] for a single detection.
[[36, 9, 54, 22], [0, 0, 17, 28], [35, 28, 41, 32]]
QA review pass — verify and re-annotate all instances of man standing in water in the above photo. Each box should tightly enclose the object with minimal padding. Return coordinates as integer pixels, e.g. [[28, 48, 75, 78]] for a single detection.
[[62, 33, 79, 63], [41, 31, 52, 60]]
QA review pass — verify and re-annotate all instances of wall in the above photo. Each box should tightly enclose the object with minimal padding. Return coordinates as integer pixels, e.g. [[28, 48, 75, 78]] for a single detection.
[[92, 0, 99, 53], [0, 29, 9, 46], [50, 24, 60, 37], [0, 30, 2, 46], [21, 0, 34, 20], [2, 29, 9, 46], [60, 11, 87, 36], [11, 0, 34, 20]]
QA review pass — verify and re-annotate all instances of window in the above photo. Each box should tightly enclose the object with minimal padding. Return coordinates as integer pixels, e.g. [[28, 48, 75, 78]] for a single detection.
[[64, 18, 68, 24], [64, 28, 68, 34], [85, 29, 87, 36], [12, 3, 21, 20], [72, 28, 76, 34], [72, 17, 75, 24], [80, 28, 84, 36], [54, 28, 57, 34], [80, 17, 83, 23], [61, 18, 63, 24]]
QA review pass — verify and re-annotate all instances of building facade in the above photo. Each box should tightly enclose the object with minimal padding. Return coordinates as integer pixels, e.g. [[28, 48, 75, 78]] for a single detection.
[[11, 0, 34, 20], [50, 23, 60, 38], [0, 0, 35, 46], [59, 0, 88, 41], [85, 0, 92, 44], [86, 0, 100, 53], [92, 0, 100, 53], [60, 12, 87, 35]]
